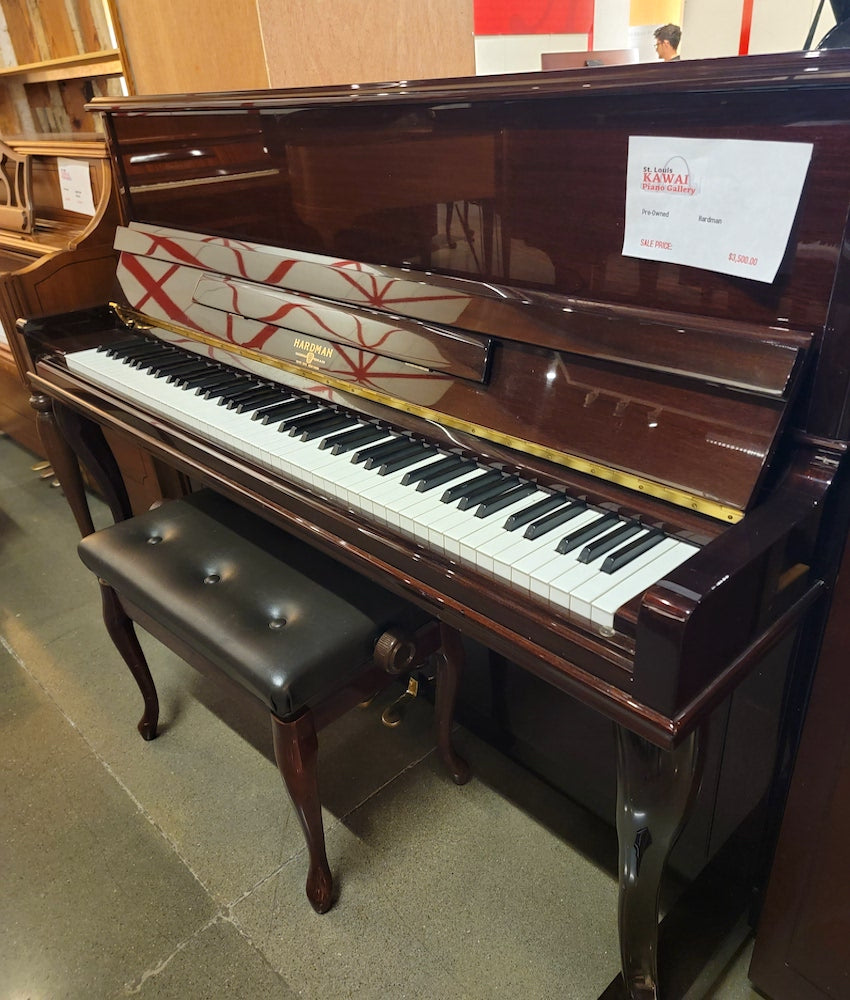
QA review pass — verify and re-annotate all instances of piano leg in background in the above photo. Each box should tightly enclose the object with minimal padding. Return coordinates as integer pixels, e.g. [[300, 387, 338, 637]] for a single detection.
[[31, 392, 95, 536], [615, 726, 702, 1000], [30, 396, 132, 533]]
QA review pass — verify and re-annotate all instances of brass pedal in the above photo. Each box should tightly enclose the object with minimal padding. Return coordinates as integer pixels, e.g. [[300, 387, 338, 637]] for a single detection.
[[381, 676, 419, 728]]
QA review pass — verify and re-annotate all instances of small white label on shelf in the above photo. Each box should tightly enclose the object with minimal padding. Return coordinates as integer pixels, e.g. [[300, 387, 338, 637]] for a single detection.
[[58, 158, 96, 216]]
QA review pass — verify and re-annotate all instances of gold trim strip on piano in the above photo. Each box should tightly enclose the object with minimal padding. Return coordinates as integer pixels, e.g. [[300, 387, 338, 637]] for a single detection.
[[113, 305, 744, 524]]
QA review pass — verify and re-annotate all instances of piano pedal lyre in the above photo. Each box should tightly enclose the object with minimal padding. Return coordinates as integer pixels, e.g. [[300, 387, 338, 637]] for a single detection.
[[381, 676, 419, 728]]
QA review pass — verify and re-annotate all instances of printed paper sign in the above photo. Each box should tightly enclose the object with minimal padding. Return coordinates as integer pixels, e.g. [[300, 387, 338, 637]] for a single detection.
[[622, 136, 813, 283], [58, 158, 96, 216]]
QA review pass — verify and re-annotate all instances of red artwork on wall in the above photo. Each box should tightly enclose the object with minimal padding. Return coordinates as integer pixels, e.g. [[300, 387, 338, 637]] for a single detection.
[[474, 0, 595, 36]]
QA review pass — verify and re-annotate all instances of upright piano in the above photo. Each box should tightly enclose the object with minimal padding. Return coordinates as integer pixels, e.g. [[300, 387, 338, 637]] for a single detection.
[[17, 51, 850, 998], [0, 135, 118, 455]]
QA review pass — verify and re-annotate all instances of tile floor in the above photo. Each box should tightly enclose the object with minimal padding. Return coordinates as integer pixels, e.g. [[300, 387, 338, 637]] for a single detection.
[[0, 433, 763, 999]]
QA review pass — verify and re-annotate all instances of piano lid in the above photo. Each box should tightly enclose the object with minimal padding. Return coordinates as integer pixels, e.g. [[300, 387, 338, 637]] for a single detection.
[[87, 51, 850, 519]]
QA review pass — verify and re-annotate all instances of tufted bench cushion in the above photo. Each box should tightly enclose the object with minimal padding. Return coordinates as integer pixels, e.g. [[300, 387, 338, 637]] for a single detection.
[[76, 487, 468, 913], [77, 489, 429, 717]]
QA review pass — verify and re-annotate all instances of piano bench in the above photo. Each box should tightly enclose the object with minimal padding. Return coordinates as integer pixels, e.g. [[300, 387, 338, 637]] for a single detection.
[[77, 488, 470, 914]]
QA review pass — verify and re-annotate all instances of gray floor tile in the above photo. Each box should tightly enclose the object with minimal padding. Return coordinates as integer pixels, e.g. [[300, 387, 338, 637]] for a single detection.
[[1, 648, 217, 1000], [116, 916, 298, 999]]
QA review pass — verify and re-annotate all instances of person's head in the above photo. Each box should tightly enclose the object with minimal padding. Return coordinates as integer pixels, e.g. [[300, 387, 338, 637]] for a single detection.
[[653, 23, 681, 60]]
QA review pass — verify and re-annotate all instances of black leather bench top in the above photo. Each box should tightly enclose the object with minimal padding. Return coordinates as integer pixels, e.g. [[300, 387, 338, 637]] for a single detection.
[[78, 490, 428, 716]]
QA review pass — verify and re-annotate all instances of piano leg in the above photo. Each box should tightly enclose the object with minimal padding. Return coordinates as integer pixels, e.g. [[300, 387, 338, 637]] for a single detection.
[[435, 623, 471, 785], [31, 392, 95, 536], [615, 726, 702, 1000]]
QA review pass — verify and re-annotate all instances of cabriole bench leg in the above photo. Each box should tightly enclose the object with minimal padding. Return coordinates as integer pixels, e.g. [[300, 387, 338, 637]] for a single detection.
[[99, 580, 159, 740], [270, 709, 333, 914]]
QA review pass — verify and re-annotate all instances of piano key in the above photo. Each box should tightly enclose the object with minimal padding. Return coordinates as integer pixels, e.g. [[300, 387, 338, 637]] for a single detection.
[[377, 445, 438, 475], [556, 512, 620, 554], [163, 361, 212, 382], [523, 500, 588, 539], [254, 396, 315, 423], [233, 389, 289, 414], [285, 408, 344, 435], [567, 537, 679, 621], [353, 436, 408, 465], [509, 509, 606, 592], [456, 476, 521, 511], [441, 469, 504, 504], [503, 492, 571, 531], [529, 519, 631, 600], [400, 454, 464, 487], [222, 386, 279, 410], [299, 412, 359, 441], [417, 459, 479, 492], [192, 372, 236, 392], [201, 378, 253, 401], [319, 422, 383, 452], [578, 521, 643, 563], [474, 482, 538, 518], [589, 540, 700, 628], [601, 528, 666, 574]]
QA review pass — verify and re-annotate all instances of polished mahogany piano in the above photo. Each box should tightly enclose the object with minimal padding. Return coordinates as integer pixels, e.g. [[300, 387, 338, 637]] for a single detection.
[[16, 50, 850, 999]]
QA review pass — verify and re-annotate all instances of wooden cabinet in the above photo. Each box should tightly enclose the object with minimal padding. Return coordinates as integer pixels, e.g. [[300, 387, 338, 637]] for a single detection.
[[0, 0, 129, 134], [748, 526, 850, 999]]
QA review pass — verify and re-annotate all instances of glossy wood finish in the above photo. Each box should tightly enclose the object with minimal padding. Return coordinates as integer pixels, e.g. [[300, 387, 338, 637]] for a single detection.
[[616, 728, 702, 999], [749, 491, 850, 999]]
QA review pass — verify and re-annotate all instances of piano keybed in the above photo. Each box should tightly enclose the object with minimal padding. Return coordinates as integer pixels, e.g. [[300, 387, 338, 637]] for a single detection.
[[66, 334, 699, 632]]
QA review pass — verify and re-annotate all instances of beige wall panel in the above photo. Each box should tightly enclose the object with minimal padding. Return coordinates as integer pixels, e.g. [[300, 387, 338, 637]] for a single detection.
[[258, 0, 475, 89], [112, 0, 269, 94]]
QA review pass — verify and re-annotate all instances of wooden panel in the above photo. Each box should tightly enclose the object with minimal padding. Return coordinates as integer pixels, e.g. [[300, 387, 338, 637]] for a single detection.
[[749, 527, 850, 999], [257, 0, 475, 87], [111, 0, 268, 93], [1, 0, 40, 64]]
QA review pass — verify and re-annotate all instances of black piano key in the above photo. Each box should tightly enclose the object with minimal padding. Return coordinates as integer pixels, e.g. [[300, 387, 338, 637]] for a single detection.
[[324, 424, 386, 454], [234, 389, 289, 414], [191, 372, 234, 392], [197, 375, 244, 397], [164, 361, 211, 383], [556, 512, 619, 555], [299, 413, 357, 442], [440, 469, 504, 504], [474, 482, 538, 518], [523, 500, 588, 539], [133, 350, 182, 370], [401, 454, 463, 487], [377, 445, 438, 476], [102, 338, 153, 358], [578, 521, 642, 564], [205, 380, 257, 402], [351, 436, 406, 465], [416, 460, 478, 493], [504, 493, 570, 531], [283, 407, 336, 434], [278, 405, 328, 432], [456, 476, 520, 511], [364, 439, 422, 470], [113, 341, 170, 361], [150, 356, 199, 376], [601, 529, 666, 574], [223, 386, 278, 409], [255, 397, 315, 424], [216, 382, 265, 405]]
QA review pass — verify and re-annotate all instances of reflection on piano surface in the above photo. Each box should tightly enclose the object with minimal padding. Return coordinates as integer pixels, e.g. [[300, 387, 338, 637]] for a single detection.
[[18, 51, 850, 998]]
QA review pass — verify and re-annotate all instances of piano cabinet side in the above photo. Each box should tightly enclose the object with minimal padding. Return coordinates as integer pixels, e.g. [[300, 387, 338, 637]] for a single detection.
[[628, 446, 839, 723]]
